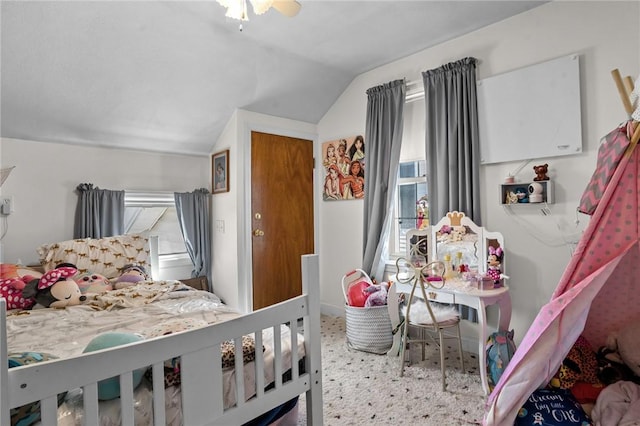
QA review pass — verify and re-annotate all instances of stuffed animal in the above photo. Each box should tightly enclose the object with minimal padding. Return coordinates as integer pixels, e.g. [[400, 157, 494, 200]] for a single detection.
[[486, 246, 504, 283], [596, 346, 637, 385], [363, 282, 388, 307], [0, 276, 38, 310], [450, 225, 467, 242], [515, 187, 529, 203], [74, 272, 112, 294], [113, 264, 149, 289], [533, 163, 550, 181], [22, 266, 86, 308], [606, 320, 640, 378], [505, 191, 518, 205], [551, 335, 601, 390]]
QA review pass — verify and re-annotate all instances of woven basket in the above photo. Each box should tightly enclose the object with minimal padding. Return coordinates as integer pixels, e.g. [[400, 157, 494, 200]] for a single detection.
[[345, 304, 393, 354], [342, 269, 393, 354]]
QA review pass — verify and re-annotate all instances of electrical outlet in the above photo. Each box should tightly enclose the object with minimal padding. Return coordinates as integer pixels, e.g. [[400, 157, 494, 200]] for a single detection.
[[1, 196, 14, 215]]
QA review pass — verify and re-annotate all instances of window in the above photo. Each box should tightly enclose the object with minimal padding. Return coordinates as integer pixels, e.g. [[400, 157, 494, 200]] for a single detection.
[[124, 192, 189, 259], [389, 160, 428, 257]]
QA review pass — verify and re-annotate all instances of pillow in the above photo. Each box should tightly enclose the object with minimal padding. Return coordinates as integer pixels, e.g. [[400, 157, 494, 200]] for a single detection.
[[515, 388, 592, 425], [8, 352, 65, 426], [82, 332, 147, 400], [37, 233, 150, 279]]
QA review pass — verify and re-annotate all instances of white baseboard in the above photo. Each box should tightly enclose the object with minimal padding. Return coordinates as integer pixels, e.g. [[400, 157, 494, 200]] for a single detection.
[[320, 303, 344, 318]]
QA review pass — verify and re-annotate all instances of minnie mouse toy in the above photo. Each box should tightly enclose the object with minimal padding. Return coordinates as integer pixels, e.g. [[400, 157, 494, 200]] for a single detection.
[[486, 246, 504, 284], [22, 266, 86, 308]]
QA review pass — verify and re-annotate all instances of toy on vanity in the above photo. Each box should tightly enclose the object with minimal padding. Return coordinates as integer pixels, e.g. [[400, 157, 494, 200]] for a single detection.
[[486, 246, 508, 285]]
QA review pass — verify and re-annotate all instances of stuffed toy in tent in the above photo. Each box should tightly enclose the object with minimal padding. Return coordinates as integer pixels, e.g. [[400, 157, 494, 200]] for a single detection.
[[484, 114, 640, 423]]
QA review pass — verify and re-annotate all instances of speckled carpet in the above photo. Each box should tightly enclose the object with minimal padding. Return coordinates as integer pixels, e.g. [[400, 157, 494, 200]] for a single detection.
[[296, 315, 486, 425]]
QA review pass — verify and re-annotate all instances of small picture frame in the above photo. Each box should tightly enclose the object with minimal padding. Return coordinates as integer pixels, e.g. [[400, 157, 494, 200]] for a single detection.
[[212, 149, 229, 193]]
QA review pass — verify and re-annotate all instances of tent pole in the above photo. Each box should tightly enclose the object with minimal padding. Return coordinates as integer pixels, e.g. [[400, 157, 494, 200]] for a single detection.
[[611, 68, 640, 148]]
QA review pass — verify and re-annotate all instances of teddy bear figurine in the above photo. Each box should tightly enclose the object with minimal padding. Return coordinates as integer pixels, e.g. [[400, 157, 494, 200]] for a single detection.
[[533, 163, 550, 181]]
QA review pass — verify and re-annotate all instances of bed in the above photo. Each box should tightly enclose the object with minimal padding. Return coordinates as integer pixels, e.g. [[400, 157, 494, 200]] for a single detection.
[[0, 234, 323, 425]]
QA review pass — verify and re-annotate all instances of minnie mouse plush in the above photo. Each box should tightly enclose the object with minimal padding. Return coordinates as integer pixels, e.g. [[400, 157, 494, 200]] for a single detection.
[[22, 266, 86, 308], [486, 246, 504, 283]]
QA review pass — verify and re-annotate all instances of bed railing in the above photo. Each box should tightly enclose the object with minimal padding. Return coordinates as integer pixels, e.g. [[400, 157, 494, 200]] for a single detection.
[[0, 254, 323, 426]]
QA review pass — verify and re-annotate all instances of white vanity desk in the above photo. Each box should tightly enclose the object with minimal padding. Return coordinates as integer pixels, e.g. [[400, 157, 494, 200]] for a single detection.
[[386, 211, 512, 395]]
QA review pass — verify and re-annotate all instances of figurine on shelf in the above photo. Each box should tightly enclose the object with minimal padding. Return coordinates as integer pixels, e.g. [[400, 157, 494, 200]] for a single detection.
[[486, 246, 503, 283], [515, 187, 529, 203], [533, 163, 550, 181], [505, 191, 518, 205]]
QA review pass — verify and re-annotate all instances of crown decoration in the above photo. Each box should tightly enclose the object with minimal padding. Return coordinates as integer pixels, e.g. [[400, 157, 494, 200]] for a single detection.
[[447, 211, 465, 227]]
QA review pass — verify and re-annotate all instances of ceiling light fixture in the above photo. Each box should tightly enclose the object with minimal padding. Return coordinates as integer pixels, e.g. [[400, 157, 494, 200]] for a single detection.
[[216, 0, 301, 26], [216, 0, 274, 21]]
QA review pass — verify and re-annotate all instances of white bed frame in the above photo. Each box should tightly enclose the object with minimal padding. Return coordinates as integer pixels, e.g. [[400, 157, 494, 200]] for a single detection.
[[0, 254, 323, 425]]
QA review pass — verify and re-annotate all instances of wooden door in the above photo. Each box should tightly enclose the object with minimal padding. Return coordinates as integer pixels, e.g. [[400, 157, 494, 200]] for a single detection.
[[251, 131, 314, 310]]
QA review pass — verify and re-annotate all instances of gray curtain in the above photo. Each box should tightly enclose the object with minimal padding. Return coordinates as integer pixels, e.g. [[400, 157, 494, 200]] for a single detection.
[[422, 57, 482, 224], [423, 57, 481, 321], [362, 79, 405, 279], [174, 188, 212, 288], [74, 183, 125, 238]]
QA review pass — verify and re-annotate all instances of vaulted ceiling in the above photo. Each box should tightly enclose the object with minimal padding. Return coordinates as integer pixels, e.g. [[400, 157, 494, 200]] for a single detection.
[[1, 1, 546, 156]]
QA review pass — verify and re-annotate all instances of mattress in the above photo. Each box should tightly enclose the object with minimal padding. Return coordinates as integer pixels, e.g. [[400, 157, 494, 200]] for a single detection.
[[6, 280, 306, 425]]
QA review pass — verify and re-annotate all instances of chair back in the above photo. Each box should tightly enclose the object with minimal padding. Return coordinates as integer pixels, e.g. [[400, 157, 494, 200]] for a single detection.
[[397, 259, 446, 328]]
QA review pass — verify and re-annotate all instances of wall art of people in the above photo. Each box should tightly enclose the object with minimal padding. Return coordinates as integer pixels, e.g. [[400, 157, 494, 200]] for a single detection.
[[322, 135, 365, 201]]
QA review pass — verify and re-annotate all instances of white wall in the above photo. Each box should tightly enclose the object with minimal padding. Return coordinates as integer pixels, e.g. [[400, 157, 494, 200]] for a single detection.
[[317, 1, 640, 343], [0, 138, 209, 267]]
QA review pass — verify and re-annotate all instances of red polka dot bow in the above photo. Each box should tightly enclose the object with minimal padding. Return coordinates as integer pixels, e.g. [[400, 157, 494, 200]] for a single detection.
[[38, 267, 77, 290]]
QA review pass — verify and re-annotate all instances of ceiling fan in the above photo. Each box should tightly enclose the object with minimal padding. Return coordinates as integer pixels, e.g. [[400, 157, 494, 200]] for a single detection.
[[216, 0, 301, 21]]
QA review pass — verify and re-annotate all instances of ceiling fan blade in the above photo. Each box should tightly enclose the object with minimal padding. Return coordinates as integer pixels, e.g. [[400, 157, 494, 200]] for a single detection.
[[272, 0, 301, 17]]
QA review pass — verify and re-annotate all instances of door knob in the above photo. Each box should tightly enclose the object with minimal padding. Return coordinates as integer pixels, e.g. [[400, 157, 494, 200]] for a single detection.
[[253, 229, 264, 237]]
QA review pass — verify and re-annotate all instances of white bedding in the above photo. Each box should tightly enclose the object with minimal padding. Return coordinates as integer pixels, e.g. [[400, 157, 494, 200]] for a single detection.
[[6, 280, 306, 425]]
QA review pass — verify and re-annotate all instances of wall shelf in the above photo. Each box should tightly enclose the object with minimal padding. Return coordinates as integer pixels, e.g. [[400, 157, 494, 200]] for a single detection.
[[500, 180, 554, 205]]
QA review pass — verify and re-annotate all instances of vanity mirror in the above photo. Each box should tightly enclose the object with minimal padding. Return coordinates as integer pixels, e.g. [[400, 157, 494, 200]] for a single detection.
[[432, 212, 481, 272], [403, 211, 505, 278]]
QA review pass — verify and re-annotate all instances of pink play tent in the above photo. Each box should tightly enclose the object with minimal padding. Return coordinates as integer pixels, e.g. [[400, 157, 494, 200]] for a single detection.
[[484, 70, 640, 425]]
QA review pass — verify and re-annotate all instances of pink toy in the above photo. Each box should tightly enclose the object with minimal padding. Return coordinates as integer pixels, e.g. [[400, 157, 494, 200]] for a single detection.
[[75, 272, 112, 294], [0, 276, 37, 310], [363, 283, 388, 307]]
